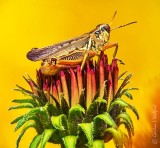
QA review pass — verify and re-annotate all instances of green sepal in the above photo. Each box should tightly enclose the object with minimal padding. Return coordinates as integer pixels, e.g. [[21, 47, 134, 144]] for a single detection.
[[14, 108, 44, 132], [94, 112, 117, 128], [79, 89, 86, 110], [116, 112, 134, 135], [62, 135, 77, 148], [115, 74, 132, 98], [29, 134, 42, 148], [85, 99, 107, 122], [40, 129, 56, 148], [39, 105, 53, 129], [68, 105, 85, 135], [12, 98, 39, 107], [78, 123, 93, 147], [93, 112, 116, 138], [104, 128, 123, 148], [61, 97, 70, 115], [50, 94, 61, 111], [15, 85, 48, 105], [14, 115, 43, 132], [16, 121, 36, 148], [11, 115, 23, 124], [118, 71, 127, 80], [118, 88, 139, 99], [45, 103, 60, 116], [94, 98, 107, 114], [9, 103, 34, 110], [123, 92, 133, 100], [123, 133, 132, 148], [92, 140, 104, 148], [109, 98, 139, 120], [51, 114, 67, 131], [14, 85, 33, 96]]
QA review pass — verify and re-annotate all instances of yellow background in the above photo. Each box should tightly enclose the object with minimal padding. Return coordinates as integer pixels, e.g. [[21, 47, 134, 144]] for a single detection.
[[0, 0, 160, 147]]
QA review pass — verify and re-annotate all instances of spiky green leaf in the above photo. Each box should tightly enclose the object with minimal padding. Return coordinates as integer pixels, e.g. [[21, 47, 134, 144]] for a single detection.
[[85, 99, 107, 122], [45, 103, 60, 116], [40, 129, 55, 148], [79, 89, 86, 110], [118, 88, 139, 99], [23, 75, 38, 88], [11, 115, 24, 124], [116, 112, 134, 135], [104, 128, 123, 148], [63, 135, 77, 148], [50, 94, 61, 111], [109, 98, 139, 120], [14, 108, 42, 131], [29, 134, 42, 148], [68, 105, 85, 135], [15, 85, 33, 95], [124, 92, 133, 99], [12, 99, 38, 107], [123, 133, 132, 148], [79, 123, 93, 147], [16, 121, 36, 148], [51, 114, 67, 130], [118, 71, 127, 80], [94, 112, 117, 128], [14, 85, 46, 105], [116, 74, 132, 98], [61, 97, 70, 115], [92, 140, 104, 148], [93, 112, 116, 138], [94, 98, 107, 114], [119, 120, 132, 139], [9, 103, 34, 110]]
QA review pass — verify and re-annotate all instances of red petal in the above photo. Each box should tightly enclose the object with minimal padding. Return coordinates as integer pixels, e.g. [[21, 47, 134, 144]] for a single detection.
[[70, 68, 79, 106], [52, 84, 59, 102], [99, 60, 105, 99], [86, 64, 92, 106], [60, 71, 69, 104], [56, 79, 62, 98], [77, 65, 83, 97], [91, 69, 96, 99]]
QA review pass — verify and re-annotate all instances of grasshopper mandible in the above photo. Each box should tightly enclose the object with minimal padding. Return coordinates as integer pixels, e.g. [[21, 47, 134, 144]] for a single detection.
[[27, 13, 136, 75]]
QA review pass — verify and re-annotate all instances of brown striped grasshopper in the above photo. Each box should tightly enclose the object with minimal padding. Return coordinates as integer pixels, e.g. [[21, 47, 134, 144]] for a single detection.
[[27, 13, 136, 75]]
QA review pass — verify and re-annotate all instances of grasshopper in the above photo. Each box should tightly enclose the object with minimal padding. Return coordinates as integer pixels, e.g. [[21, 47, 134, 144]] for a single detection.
[[27, 13, 136, 75]]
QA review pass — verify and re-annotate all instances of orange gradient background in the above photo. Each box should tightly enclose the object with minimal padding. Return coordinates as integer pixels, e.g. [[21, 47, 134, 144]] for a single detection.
[[0, 0, 160, 148]]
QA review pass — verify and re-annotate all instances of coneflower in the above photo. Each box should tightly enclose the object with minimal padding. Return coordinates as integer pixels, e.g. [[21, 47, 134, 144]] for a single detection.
[[10, 51, 139, 148]]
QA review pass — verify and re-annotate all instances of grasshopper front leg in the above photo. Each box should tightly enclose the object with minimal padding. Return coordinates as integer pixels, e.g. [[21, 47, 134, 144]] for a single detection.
[[101, 42, 118, 58], [80, 50, 97, 69], [80, 51, 88, 69]]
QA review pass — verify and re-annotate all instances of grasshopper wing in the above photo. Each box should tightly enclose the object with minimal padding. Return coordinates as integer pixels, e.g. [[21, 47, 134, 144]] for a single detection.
[[27, 34, 89, 61]]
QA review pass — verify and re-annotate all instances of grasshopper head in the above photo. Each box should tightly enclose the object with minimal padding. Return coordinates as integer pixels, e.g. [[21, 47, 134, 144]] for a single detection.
[[92, 24, 111, 45]]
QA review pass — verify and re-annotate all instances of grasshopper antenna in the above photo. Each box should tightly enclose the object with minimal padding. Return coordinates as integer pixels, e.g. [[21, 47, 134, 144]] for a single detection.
[[111, 21, 137, 31], [109, 11, 117, 26]]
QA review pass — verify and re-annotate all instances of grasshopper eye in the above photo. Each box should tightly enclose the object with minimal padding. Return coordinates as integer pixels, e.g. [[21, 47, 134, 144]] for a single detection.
[[101, 24, 110, 33], [95, 30, 101, 35], [94, 30, 101, 38], [94, 30, 101, 37]]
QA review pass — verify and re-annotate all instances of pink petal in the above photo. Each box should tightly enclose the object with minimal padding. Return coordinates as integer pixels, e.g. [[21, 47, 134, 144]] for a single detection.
[[77, 65, 83, 97], [70, 68, 79, 106], [60, 71, 69, 104], [86, 64, 92, 105]]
